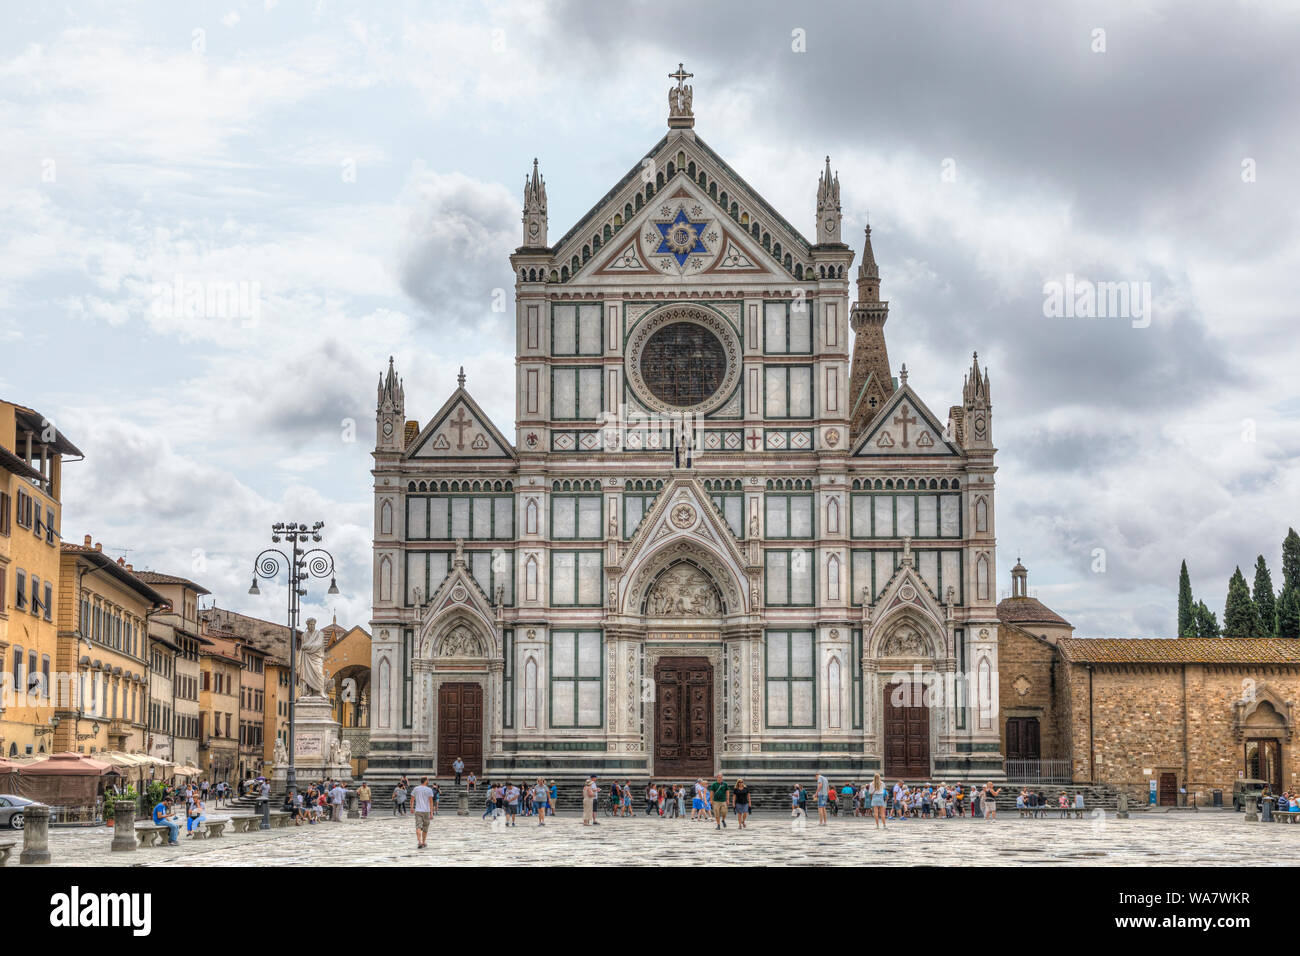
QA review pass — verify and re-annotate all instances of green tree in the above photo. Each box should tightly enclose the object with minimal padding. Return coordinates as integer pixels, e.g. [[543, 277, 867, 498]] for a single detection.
[[1193, 600, 1220, 638], [1252, 555, 1277, 637], [1223, 566, 1256, 638], [1177, 560, 1195, 638], [1279, 528, 1300, 639]]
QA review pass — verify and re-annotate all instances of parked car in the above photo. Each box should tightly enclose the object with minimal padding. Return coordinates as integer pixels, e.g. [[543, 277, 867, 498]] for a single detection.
[[0, 794, 34, 829], [1232, 778, 1267, 812]]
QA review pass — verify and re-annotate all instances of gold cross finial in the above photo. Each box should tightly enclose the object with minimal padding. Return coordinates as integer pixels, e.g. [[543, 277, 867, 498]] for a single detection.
[[669, 63, 693, 86]]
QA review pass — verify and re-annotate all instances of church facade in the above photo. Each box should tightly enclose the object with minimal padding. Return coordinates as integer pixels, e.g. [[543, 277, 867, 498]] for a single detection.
[[367, 71, 1005, 785]]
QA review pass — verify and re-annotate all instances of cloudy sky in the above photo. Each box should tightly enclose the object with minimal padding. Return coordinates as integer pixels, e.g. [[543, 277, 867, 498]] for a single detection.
[[3, 0, 1297, 637]]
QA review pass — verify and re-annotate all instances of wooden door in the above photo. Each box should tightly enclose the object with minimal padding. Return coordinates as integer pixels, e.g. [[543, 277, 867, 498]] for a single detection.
[[1006, 717, 1041, 761], [437, 682, 482, 777], [1246, 739, 1282, 793], [1158, 772, 1178, 807], [884, 682, 930, 779], [654, 658, 713, 777]]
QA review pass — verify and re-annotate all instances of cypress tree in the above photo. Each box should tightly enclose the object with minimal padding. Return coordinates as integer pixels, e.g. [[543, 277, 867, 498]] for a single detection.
[[1253, 555, 1276, 637], [1279, 528, 1300, 639], [1222, 566, 1255, 638], [1193, 600, 1220, 638], [1177, 560, 1194, 638]]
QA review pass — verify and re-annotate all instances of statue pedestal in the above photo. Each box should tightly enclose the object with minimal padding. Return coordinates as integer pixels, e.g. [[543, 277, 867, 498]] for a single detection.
[[291, 695, 351, 785]]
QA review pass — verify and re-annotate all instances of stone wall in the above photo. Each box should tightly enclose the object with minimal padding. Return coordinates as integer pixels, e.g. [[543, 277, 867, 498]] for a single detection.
[[1061, 662, 1299, 795], [997, 624, 1060, 758]]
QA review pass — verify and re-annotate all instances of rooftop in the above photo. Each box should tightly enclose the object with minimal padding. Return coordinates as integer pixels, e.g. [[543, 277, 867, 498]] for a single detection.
[[1057, 637, 1300, 665]]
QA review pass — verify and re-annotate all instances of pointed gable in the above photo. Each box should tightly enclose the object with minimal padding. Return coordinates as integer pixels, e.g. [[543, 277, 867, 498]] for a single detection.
[[550, 131, 815, 285], [851, 383, 960, 457], [408, 385, 515, 460], [574, 178, 792, 284]]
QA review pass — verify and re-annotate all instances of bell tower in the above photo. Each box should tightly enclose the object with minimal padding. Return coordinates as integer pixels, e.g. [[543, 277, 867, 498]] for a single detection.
[[847, 226, 893, 439]]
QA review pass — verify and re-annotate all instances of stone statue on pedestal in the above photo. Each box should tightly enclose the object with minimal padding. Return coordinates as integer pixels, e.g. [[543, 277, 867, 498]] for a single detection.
[[299, 617, 326, 697]]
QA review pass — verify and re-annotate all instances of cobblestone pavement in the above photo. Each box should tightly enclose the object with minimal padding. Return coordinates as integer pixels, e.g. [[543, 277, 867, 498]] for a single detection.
[[12, 809, 1299, 867]]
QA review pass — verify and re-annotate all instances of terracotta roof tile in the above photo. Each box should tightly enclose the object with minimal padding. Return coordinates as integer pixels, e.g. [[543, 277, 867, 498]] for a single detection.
[[1057, 637, 1300, 665], [996, 596, 1070, 626]]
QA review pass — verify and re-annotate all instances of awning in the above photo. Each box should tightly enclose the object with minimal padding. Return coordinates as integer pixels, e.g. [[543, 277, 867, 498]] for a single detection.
[[21, 752, 120, 776], [173, 764, 203, 777]]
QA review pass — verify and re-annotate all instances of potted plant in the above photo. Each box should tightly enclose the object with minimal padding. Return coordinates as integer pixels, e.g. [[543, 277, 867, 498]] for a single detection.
[[102, 785, 138, 827]]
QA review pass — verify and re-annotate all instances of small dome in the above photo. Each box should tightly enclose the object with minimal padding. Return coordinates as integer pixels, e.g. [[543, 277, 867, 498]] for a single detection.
[[997, 595, 1070, 627]]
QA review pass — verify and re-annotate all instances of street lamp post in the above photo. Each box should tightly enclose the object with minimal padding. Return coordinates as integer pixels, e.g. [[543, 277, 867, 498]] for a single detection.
[[247, 521, 339, 796]]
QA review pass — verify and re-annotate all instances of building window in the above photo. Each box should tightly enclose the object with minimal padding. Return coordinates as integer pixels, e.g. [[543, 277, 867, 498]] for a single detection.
[[763, 366, 813, 418], [709, 492, 744, 538], [851, 629, 863, 729], [43, 582, 52, 621], [502, 629, 514, 729], [764, 549, 814, 606], [551, 367, 602, 420], [623, 493, 658, 538], [764, 493, 814, 538], [409, 495, 513, 540], [45, 507, 54, 544], [551, 495, 602, 540], [549, 630, 602, 728], [0, 491, 10, 535], [850, 493, 961, 539], [13, 569, 24, 611], [766, 630, 815, 728], [763, 301, 813, 354], [405, 550, 513, 606], [552, 304, 602, 356], [550, 551, 602, 606], [29, 575, 40, 617], [401, 628, 412, 729]]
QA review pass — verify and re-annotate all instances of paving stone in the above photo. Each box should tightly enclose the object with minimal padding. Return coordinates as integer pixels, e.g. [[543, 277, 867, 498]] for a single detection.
[[13, 811, 1298, 867]]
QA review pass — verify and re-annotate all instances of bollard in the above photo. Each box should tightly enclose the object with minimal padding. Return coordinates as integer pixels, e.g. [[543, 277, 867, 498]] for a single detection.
[[346, 790, 360, 819], [1261, 798, 1272, 823], [111, 801, 137, 852], [1245, 796, 1259, 822], [259, 797, 271, 831], [20, 803, 51, 864], [1116, 792, 1129, 820], [458, 789, 469, 816]]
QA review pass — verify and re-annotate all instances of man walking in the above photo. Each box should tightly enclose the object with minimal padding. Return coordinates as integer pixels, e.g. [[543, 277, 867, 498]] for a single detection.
[[329, 780, 347, 822], [815, 771, 830, 826], [709, 772, 730, 830], [453, 756, 465, 786], [411, 775, 435, 849]]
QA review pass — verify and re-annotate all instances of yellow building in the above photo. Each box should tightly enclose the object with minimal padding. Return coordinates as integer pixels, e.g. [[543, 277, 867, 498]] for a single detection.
[[264, 656, 290, 769], [237, 641, 266, 780], [199, 627, 242, 783], [53, 537, 168, 755], [0, 400, 81, 759], [323, 618, 370, 777]]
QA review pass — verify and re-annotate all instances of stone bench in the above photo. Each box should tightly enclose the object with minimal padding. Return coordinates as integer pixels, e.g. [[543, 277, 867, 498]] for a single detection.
[[1269, 809, 1300, 823], [229, 815, 262, 833], [0, 839, 15, 866], [134, 823, 175, 847]]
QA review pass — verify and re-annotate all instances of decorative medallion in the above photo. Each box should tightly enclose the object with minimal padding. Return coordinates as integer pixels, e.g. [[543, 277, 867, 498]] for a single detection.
[[899, 584, 917, 602], [451, 585, 467, 603], [1013, 675, 1032, 698], [824, 427, 840, 448], [670, 503, 697, 528], [624, 305, 741, 415], [655, 209, 708, 264]]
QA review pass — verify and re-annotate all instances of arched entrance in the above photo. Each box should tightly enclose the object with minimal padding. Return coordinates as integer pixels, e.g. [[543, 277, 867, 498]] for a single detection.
[[872, 614, 945, 780]]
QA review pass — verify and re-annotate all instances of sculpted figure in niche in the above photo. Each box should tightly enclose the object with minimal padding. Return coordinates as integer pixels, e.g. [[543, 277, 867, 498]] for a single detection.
[[439, 625, 484, 657], [881, 624, 928, 658], [646, 564, 721, 616]]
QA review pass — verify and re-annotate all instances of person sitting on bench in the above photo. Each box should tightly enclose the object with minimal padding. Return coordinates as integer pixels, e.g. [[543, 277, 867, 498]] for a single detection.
[[152, 798, 180, 846]]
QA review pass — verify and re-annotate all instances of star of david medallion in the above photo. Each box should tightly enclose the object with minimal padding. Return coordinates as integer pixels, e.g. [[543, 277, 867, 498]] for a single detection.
[[654, 208, 709, 266]]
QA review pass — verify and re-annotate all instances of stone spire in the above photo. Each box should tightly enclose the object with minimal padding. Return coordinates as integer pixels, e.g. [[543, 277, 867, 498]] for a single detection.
[[961, 351, 993, 450], [377, 356, 404, 414], [376, 356, 405, 452], [848, 225, 893, 440], [815, 156, 842, 244], [521, 158, 547, 247]]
